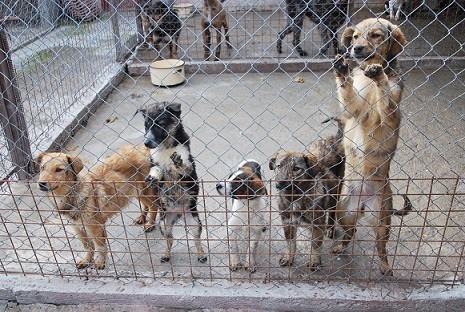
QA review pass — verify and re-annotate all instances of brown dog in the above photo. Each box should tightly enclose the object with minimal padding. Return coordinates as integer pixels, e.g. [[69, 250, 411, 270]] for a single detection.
[[332, 18, 411, 276], [201, 0, 232, 61], [269, 128, 344, 269], [36, 145, 158, 270]]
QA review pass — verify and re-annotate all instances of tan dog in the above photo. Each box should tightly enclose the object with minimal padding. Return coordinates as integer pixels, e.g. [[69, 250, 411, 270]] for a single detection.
[[332, 18, 411, 276], [269, 128, 344, 269], [36, 145, 158, 270], [201, 0, 232, 61]]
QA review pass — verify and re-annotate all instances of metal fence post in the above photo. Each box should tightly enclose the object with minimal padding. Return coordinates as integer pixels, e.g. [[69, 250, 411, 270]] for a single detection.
[[0, 26, 34, 180]]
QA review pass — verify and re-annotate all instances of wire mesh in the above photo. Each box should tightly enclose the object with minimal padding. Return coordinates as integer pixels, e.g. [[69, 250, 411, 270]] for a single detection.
[[0, 0, 464, 289]]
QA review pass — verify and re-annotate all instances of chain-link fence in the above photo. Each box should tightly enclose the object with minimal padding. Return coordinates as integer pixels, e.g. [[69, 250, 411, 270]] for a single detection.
[[0, 0, 464, 288]]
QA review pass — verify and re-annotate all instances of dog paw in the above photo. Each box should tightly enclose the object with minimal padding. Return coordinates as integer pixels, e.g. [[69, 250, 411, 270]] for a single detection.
[[229, 262, 242, 271], [380, 264, 394, 276], [331, 243, 346, 255], [143, 221, 155, 232], [279, 257, 294, 267], [170, 152, 183, 167], [76, 260, 91, 270], [333, 54, 349, 76], [307, 260, 322, 271], [296, 47, 308, 57], [364, 64, 383, 78], [198, 255, 208, 263], [145, 175, 159, 188], [134, 214, 146, 225], [245, 265, 256, 273], [93, 261, 105, 270]]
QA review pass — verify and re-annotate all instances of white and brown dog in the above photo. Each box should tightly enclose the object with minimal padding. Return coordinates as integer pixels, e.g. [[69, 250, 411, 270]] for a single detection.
[[216, 160, 268, 273]]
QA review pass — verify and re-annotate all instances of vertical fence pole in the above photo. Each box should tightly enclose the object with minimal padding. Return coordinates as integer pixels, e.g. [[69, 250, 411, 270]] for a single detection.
[[0, 26, 34, 180]]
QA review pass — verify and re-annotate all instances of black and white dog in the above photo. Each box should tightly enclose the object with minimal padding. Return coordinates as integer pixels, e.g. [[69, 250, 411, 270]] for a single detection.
[[216, 160, 268, 273], [137, 102, 207, 263], [141, 0, 182, 58], [276, 0, 348, 56]]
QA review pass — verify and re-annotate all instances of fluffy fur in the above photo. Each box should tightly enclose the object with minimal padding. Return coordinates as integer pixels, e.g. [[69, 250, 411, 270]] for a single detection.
[[201, 0, 232, 61], [137, 102, 207, 263], [141, 0, 182, 58], [216, 160, 268, 273], [276, 0, 348, 56], [332, 18, 411, 276], [36, 145, 157, 269], [269, 128, 344, 269]]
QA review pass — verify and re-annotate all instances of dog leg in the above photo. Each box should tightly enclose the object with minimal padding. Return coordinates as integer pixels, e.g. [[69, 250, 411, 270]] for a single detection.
[[317, 24, 330, 55], [160, 212, 178, 263], [331, 197, 357, 255], [246, 229, 261, 273], [138, 189, 158, 232], [186, 208, 207, 263], [228, 227, 242, 271], [308, 224, 324, 270], [223, 20, 232, 52], [73, 224, 95, 269], [214, 28, 222, 61], [277, 21, 293, 54], [279, 219, 297, 267], [292, 14, 308, 57], [203, 26, 212, 61], [87, 224, 107, 270], [376, 193, 394, 276]]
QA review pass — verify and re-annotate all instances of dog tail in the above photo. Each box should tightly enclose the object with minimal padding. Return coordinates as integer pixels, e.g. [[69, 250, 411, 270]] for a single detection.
[[322, 117, 344, 144], [392, 194, 413, 216]]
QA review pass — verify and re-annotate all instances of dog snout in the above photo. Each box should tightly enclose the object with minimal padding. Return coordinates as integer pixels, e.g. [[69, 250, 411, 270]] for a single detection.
[[353, 45, 365, 54], [144, 138, 157, 149], [38, 182, 49, 192], [275, 181, 289, 191], [216, 183, 225, 195]]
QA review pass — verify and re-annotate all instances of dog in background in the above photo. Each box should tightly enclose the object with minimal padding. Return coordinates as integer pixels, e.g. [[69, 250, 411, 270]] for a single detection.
[[332, 18, 411, 276], [201, 0, 232, 61], [385, 0, 407, 21], [277, 0, 348, 56], [137, 102, 207, 264], [141, 0, 182, 59], [216, 160, 268, 273], [268, 127, 344, 269], [36, 145, 158, 270]]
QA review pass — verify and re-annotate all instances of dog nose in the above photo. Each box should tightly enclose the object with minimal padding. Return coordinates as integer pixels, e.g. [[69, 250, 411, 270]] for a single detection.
[[275, 181, 288, 191], [144, 139, 157, 149], [38, 182, 48, 191], [353, 45, 364, 54]]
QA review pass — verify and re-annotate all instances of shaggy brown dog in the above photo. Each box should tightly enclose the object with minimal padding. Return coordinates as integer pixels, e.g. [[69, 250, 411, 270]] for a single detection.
[[36, 145, 158, 270], [332, 18, 411, 276], [201, 0, 232, 61], [269, 128, 344, 270]]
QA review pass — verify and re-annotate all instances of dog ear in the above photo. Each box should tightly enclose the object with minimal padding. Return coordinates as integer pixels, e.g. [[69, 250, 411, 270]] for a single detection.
[[304, 153, 320, 177], [340, 26, 355, 52], [135, 107, 147, 118], [269, 151, 284, 170], [387, 23, 407, 59], [166, 102, 182, 118], [34, 152, 46, 172], [67, 155, 84, 174]]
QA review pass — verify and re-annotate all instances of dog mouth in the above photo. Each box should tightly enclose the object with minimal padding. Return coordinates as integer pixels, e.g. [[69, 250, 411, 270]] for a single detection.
[[38, 182, 58, 192]]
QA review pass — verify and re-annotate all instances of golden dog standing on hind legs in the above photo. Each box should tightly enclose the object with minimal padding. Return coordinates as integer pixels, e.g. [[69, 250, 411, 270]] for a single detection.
[[332, 18, 412, 276]]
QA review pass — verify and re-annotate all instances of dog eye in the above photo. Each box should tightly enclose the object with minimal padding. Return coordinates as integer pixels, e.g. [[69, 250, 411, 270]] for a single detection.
[[293, 166, 303, 173], [371, 33, 382, 39], [55, 168, 64, 173], [353, 34, 359, 39]]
